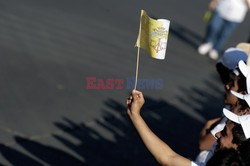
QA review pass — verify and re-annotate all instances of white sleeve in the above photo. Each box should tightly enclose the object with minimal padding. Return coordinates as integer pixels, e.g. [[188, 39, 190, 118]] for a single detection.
[[191, 161, 205, 166]]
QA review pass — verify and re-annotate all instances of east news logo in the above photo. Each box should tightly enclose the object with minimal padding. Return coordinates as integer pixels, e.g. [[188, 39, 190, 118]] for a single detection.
[[86, 77, 163, 89]]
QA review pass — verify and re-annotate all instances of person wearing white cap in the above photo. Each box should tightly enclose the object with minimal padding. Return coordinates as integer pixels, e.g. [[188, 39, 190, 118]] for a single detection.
[[215, 59, 250, 149], [217, 48, 248, 108], [216, 48, 248, 85], [229, 60, 250, 110], [195, 100, 249, 165], [236, 60, 250, 92], [223, 108, 250, 147], [126, 90, 204, 166], [198, 49, 248, 148], [209, 61, 250, 162], [214, 107, 248, 148], [223, 108, 250, 140], [201, 107, 247, 165], [196, 51, 248, 165], [126, 90, 249, 166]]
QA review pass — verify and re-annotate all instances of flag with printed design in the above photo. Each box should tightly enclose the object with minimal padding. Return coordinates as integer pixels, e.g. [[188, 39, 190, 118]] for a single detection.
[[135, 10, 170, 60]]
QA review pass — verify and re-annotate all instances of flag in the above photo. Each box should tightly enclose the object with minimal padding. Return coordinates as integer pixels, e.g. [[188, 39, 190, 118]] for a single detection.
[[135, 10, 170, 60]]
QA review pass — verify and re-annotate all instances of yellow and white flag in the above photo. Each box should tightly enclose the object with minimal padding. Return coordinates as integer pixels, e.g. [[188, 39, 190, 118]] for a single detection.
[[135, 10, 170, 60]]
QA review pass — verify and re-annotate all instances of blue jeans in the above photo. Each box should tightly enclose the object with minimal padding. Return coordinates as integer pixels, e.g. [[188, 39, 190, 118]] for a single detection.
[[204, 11, 239, 52]]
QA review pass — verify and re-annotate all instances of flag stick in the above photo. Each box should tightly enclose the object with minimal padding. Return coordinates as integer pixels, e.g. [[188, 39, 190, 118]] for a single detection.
[[134, 47, 140, 90]]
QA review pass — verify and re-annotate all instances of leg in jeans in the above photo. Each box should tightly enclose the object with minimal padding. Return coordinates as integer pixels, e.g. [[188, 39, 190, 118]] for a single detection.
[[198, 11, 225, 56], [213, 20, 239, 52], [204, 11, 224, 45]]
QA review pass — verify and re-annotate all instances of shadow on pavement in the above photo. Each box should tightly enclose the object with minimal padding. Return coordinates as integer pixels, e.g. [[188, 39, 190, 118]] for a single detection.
[[170, 21, 203, 49], [0, 143, 43, 166], [14, 136, 84, 166], [0, 74, 223, 165]]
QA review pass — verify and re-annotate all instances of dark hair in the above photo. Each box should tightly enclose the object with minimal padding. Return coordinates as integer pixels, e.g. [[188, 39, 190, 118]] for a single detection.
[[238, 138, 250, 166], [237, 100, 249, 114], [237, 72, 247, 92], [216, 63, 247, 91], [234, 71, 249, 114], [232, 124, 246, 146], [216, 62, 232, 85], [206, 148, 244, 166]]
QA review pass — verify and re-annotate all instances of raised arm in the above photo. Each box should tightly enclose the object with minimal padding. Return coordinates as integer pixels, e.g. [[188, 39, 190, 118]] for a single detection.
[[244, 0, 250, 8], [199, 118, 219, 150], [126, 90, 192, 166]]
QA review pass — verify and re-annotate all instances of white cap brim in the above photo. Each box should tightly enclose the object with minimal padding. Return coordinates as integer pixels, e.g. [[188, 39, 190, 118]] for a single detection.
[[230, 90, 244, 100], [231, 90, 250, 107], [223, 108, 240, 124], [239, 115, 250, 139], [223, 108, 250, 139], [239, 60, 249, 77], [238, 60, 250, 93]]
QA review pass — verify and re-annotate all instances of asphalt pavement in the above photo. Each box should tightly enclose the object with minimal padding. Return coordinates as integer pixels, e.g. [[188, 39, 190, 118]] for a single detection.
[[0, 0, 249, 165]]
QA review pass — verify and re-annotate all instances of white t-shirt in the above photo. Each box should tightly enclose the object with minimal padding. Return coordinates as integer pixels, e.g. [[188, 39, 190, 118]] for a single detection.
[[216, 0, 248, 22], [191, 161, 205, 166]]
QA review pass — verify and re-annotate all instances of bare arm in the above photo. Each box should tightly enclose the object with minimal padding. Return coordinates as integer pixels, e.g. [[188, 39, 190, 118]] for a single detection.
[[243, 0, 250, 8], [199, 117, 222, 150], [127, 90, 192, 166]]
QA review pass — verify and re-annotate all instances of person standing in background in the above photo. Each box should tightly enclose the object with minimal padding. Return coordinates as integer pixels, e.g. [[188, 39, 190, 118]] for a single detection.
[[198, 0, 249, 60]]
